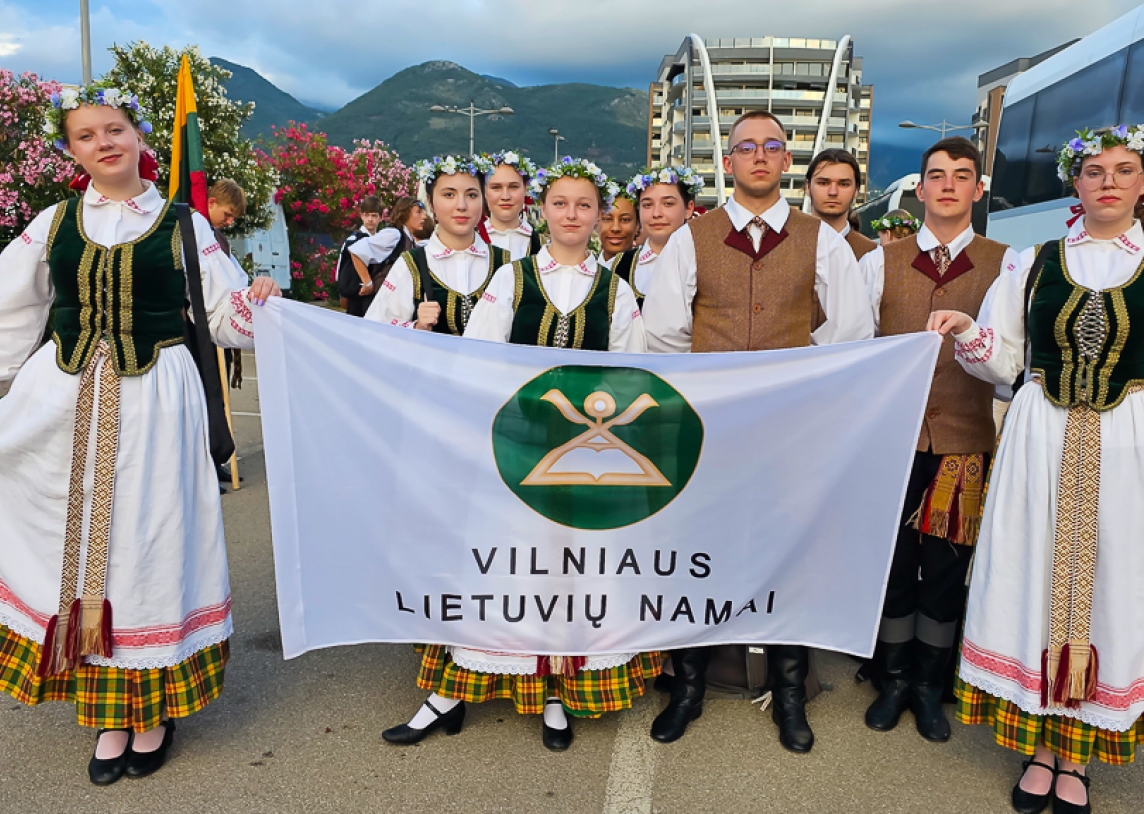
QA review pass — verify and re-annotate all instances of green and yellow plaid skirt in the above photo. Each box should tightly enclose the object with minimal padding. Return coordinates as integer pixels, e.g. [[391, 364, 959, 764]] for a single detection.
[[0, 624, 228, 732], [417, 645, 662, 718], [956, 677, 1144, 765]]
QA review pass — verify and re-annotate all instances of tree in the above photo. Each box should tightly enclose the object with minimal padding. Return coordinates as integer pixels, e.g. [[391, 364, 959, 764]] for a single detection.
[[0, 69, 77, 246], [102, 42, 278, 235]]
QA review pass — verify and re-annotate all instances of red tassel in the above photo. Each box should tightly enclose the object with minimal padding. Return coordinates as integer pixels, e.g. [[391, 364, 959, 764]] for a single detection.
[[1066, 203, 1085, 228], [63, 598, 82, 662], [1085, 645, 1099, 702], [69, 172, 92, 191], [1040, 648, 1050, 708], [138, 150, 159, 182], [476, 221, 491, 245], [97, 598, 114, 658], [36, 615, 59, 677]]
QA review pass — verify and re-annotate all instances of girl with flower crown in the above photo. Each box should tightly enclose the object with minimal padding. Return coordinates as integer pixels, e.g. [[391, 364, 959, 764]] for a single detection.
[[930, 125, 1144, 814], [873, 209, 922, 246], [597, 185, 639, 269], [0, 83, 281, 785], [478, 150, 542, 260], [380, 159, 657, 753], [362, 155, 509, 333], [614, 167, 702, 308]]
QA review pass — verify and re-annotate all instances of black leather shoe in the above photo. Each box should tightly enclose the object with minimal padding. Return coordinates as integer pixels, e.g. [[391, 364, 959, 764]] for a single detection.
[[769, 645, 814, 753], [653, 672, 674, 693], [1052, 768, 1091, 814], [1011, 757, 1055, 814], [910, 642, 952, 742], [541, 700, 574, 752], [125, 720, 175, 779], [88, 729, 131, 786], [865, 640, 913, 732], [382, 699, 465, 745], [650, 648, 709, 743]]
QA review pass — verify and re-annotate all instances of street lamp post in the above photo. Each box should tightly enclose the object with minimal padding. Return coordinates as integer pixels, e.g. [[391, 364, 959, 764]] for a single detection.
[[898, 119, 989, 138], [548, 128, 565, 162], [429, 99, 515, 155], [80, 0, 93, 84]]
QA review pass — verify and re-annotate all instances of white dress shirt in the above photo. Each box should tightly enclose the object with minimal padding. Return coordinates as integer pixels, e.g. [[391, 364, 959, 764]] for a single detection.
[[363, 231, 494, 327], [464, 246, 646, 352], [483, 217, 536, 260], [348, 226, 416, 266], [641, 194, 874, 352]]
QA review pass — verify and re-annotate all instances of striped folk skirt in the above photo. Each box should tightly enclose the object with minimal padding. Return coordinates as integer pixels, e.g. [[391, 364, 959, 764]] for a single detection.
[[417, 645, 662, 717], [956, 678, 1144, 766], [0, 624, 228, 732]]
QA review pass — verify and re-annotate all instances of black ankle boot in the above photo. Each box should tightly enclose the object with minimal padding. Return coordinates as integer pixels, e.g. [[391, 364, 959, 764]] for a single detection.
[[910, 642, 952, 742], [383, 699, 466, 745], [769, 645, 814, 753], [865, 640, 913, 732], [650, 648, 709, 743]]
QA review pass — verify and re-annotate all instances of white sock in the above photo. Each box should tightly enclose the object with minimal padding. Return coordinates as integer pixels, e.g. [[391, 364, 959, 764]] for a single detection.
[[94, 729, 130, 759], [407, 693, 460, 729], [543, 698, 568, 730]]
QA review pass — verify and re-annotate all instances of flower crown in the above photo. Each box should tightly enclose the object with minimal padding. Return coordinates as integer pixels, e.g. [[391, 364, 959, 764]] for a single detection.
[[1057, 125, 1144, 183], [485, 150, 538, 180], [530, 157, 613, 208], [871, 214, 921, 232], [627, 166, 705, 199], [45, 82, 153, 152], [416, 154, 493, 187]]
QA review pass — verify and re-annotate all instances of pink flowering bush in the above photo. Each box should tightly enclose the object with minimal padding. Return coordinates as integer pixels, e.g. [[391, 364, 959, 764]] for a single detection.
[[259, 122, 414, 301], [0, 70, 77, 245]]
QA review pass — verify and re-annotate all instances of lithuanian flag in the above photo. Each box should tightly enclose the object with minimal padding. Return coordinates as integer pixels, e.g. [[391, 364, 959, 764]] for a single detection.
[[168, 54, 208, 214]]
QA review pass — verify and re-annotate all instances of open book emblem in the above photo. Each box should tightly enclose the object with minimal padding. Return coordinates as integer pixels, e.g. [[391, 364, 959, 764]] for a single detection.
[[521, 390, 672, 487]]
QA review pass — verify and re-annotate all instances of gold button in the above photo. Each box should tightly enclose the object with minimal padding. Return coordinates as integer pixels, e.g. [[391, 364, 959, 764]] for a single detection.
[[753, 303, 763, 314], [752, 260, 763, 271], [934, 287, 946, 297]]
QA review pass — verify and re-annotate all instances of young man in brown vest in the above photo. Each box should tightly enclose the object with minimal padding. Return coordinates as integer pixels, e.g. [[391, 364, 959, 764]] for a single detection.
[[641, 111, 875, 752], [857, 136, 1018, 743], [806, 148, 877, 261]]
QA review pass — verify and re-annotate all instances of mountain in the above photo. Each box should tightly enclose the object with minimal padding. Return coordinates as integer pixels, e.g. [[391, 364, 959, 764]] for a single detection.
[[210, 57, 323, 140], [317, 61, 648, 178]]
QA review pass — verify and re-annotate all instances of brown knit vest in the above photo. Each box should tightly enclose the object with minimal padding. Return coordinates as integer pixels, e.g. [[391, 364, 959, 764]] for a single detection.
[[880, 233, 1007, 454], [845, 229, 877, 261], [691, 207, 821, 352]]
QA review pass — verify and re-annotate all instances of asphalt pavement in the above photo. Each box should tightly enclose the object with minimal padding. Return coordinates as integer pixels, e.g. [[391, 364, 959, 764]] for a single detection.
[[2, 349, 1142, 813]]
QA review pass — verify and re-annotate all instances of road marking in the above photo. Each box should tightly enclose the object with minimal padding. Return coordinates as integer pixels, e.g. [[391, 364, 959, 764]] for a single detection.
[[232, 411, 261, 417], [602, 696, 658, 814]]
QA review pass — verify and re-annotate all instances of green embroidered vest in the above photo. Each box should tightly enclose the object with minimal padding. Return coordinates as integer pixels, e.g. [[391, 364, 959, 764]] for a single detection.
[[46, 198, 186, 376], [1028, 239, 1144, 410], [507, 257, 618, 350], [611, 248, 643, 308], [406, 245, 509, 335]]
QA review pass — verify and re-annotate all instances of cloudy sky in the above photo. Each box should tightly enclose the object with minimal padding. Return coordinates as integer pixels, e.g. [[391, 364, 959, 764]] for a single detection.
[[3, 0, 1143, 181]]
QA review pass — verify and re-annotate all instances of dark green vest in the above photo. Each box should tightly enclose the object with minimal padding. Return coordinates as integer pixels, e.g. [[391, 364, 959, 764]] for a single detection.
[[507, 257, 618, 350], [610, 248, 643, 308], [406, 244, 509, 335], [46, 198, 186, 376], [1028, 239, 1144, 410]]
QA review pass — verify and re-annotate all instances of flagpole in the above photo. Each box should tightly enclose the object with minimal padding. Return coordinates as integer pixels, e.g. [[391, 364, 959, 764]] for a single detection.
[[79, 0, 93, 84], [217, 348, 240, 490]]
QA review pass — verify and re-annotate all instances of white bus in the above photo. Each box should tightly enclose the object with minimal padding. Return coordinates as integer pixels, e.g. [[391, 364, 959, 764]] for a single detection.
[[987, 4, 1144, 249]]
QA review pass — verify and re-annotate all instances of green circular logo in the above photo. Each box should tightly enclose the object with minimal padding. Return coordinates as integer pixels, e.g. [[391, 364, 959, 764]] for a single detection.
[[492, 365, 704, 530]]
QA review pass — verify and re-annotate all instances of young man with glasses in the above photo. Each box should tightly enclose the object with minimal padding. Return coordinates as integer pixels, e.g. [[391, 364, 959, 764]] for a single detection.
[[641, 110, 874, 753], [857, 137, 1018, 746], [806, 148, 877, 261]]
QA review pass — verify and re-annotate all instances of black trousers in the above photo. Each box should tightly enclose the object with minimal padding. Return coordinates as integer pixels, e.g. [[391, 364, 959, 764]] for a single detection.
[[880, 451, 976, 639]]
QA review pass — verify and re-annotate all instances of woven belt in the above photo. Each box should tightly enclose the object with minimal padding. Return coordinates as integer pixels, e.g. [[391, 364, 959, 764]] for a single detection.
[[38, 341, 120, 676]]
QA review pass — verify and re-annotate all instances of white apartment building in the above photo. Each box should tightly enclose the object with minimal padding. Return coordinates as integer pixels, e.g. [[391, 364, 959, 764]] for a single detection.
[[647, 36, 873, 208]]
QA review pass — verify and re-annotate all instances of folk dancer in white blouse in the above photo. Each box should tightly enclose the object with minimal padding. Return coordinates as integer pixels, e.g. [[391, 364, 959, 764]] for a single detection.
[[598, 188, 639, 269], [478, 150, 542, 260], [0, 87, 281, 786], [363, 156, 508, 335], [930, 127, 1144, 814], [381, 159, 654, 754], [641, 110, 875, 752]]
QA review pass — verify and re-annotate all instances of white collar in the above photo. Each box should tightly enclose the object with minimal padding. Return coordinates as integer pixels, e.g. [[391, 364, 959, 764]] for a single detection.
[[915, 223, 975, 259], [535, 246, 597, 276], [724, 193, 790, 234], [484, 216, 533, 237], [637, 241, 658, 265], [85, 181, 163, 214], [1068, 218, 1143, 254], [427, 231, 489, 260], [839, 222, 852, 238]]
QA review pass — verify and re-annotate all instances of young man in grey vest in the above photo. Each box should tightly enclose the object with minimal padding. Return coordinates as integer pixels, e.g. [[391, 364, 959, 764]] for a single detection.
[[858, 137, 1018, 743], [641, 110, 874, 752]]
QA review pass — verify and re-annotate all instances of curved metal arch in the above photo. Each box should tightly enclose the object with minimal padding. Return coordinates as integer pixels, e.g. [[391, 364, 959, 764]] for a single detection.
[[805, 35, 853, 213], [688, 34, 726, 206]]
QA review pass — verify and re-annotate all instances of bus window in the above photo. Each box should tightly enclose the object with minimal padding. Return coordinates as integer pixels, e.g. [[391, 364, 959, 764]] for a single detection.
[[898, 190, 925, 224], [1024, 48, 1128, 207], [989, 96, 1034, 212], [1117, 39, 1144, 125]]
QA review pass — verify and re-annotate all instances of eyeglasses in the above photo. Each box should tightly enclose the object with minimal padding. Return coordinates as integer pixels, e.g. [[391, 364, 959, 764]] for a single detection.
[[1077, 166, 1144, 191], [730, 140, 786, 158]]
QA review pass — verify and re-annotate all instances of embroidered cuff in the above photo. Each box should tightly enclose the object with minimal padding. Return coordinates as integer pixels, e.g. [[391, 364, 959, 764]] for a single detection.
[[954, 325, 993, 364]]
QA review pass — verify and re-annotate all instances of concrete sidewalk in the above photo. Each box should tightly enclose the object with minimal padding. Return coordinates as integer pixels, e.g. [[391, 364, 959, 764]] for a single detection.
[[2, 351, 1142, 813]]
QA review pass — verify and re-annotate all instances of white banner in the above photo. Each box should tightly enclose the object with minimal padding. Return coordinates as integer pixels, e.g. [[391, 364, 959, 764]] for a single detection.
[[255, 299, 939, 660]]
